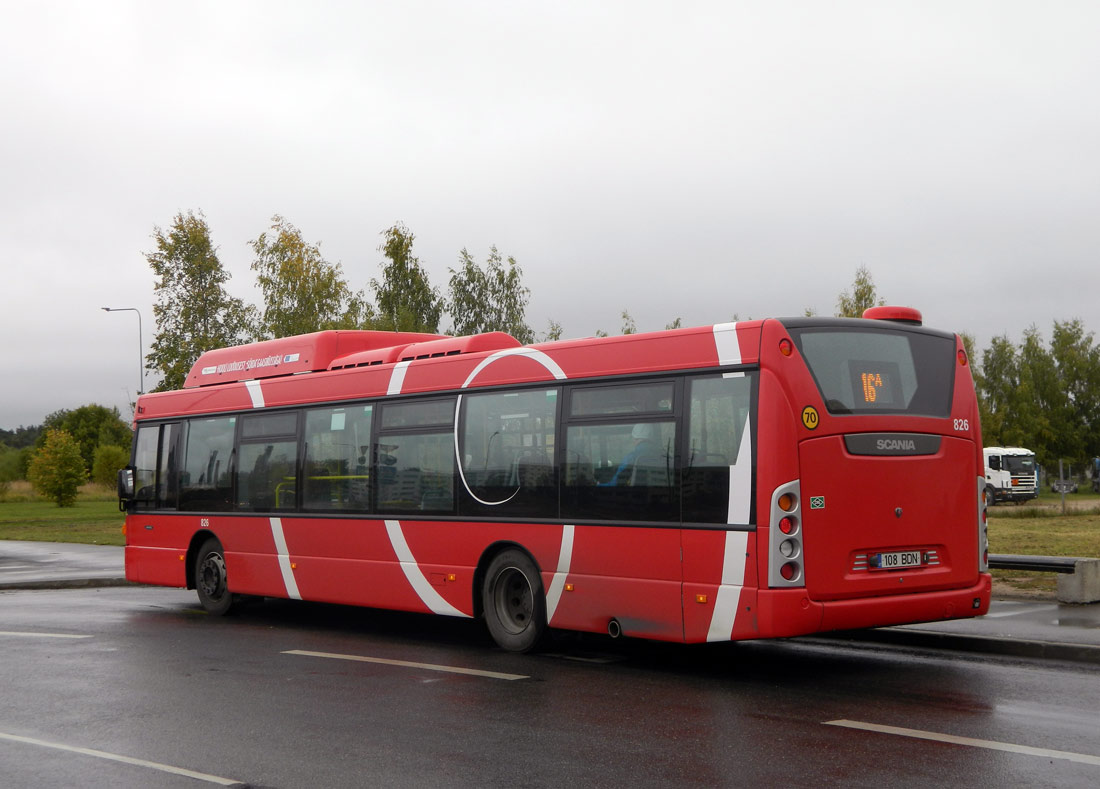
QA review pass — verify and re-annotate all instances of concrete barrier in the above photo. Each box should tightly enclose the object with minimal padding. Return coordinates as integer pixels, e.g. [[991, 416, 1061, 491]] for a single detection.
[[1057, 559, 1100, 604]]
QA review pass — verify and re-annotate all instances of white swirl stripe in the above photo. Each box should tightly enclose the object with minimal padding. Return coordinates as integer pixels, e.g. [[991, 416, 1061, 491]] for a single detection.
[[728, 424, 753, 525], [545, 524, 575, 623], [461, 347, 566, 388], [706, 530, 748, 642], [270, 517, 301, 600], [245, 379, 265, 408], [387, 360, 412, 395], [713, 322, 741, 366], [385, 520, 470, 618]]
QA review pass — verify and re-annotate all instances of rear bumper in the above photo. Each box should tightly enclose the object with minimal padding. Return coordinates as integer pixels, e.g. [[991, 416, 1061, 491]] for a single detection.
[[754, 573, 992, 638]]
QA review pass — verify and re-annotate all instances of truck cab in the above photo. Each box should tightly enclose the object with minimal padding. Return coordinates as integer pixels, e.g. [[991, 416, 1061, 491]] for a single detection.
[[983, 446, 1038, 504]]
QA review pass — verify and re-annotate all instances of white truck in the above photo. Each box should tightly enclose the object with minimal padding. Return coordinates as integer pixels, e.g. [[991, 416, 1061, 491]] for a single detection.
[[983, 446, 1039, 505]]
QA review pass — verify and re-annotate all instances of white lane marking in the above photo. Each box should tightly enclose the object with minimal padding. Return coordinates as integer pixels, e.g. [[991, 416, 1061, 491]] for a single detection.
[[0, 731, 241, 785], [545, 524, 575, 624], [388, 360, 412, 395], [713, 322, 741, 366], [269, 518, 301, 600], [384, 520, 470, 618], [706, 530, 748, 642], [825, 719, 1100, 767], [985, 604, 1059, 619], [0, 631, 92, 639], [244, 379, 265, 408], [283, 649, 528, 681]]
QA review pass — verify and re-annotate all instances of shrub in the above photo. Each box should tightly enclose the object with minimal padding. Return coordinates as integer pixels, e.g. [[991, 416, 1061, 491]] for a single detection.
[[27, 429, 87, 507], [92, 444, 130, 489]]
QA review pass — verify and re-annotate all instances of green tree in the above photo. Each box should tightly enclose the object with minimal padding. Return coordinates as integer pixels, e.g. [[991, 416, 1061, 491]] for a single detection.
[[92, 444, 130, 488], [542, 319, 564, 342], [978, 334, 1018, 446], [250, 215, 365, 338], [147, 211, 255, 391], [836, 265, 885, 318], [446, 246, 534, 342], [41, 405, 131, 475], [28, 429, 87, 507], [1049, 320, 1100, 462], [620, 310, 637, 335], [372, 223, 443, 333]]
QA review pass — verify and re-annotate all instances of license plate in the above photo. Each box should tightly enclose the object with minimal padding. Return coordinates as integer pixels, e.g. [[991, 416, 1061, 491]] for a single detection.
[[872, 550, 922, 570]]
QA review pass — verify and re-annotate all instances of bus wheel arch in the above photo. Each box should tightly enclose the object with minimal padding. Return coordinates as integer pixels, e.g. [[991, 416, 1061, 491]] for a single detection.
[[476, 543, 548, 653]]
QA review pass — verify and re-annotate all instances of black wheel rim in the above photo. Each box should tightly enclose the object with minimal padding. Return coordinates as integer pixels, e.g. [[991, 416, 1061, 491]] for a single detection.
[[198, 551, 227, 602], [492, 566, 533, 635]]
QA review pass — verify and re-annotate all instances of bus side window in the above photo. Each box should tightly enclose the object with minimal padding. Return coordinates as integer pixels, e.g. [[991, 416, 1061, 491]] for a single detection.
[[684, 374, 755, 524], [457, 388, 558, 517], [303, 405, 374, 511], [179, 416, 235, 512], [376, 398, 456, 515], [561, 381, 679, 523], [236, 412, 300, 513]]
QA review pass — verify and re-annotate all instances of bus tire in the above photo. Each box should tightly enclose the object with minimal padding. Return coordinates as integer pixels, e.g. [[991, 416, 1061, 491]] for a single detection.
[[482, 549, 547, 653], [195, 537, 237, 616]]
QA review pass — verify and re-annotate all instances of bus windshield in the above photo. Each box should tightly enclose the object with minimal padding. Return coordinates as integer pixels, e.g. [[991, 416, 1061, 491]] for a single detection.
[[788, 326, 956, 417]]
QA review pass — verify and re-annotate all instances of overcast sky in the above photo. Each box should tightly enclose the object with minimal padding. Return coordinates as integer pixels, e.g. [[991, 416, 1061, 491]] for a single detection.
[[2, 1, 1098, 429]]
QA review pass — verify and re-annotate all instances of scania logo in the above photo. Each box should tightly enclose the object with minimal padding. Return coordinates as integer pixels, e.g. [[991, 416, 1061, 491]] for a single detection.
[[876, 438, 916, 451], [844, 433, 942, 456]]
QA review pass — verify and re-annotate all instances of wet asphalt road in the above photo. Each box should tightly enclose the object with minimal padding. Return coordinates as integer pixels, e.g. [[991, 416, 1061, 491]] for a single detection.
[[1, 586, 1099, 788]]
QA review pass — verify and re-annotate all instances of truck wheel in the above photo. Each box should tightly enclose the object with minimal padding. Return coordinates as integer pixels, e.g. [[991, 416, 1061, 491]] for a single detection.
[[985, 486, 997, 508]]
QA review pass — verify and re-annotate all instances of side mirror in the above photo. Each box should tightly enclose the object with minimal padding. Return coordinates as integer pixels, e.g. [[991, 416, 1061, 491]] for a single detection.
[[117, 467, 135, 511]]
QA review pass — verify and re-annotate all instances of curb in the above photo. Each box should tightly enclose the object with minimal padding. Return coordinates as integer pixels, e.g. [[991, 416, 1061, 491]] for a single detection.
[[0, 578, 133, 591], [811, 627, 1100, 666]]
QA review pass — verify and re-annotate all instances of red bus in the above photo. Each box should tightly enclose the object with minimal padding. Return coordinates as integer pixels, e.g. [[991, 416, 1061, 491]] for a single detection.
[[118, 306, 991, 651]]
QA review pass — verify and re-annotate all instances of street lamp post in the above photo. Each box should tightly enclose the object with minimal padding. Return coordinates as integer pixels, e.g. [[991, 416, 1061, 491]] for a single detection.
[[101, 307, 144, 396]]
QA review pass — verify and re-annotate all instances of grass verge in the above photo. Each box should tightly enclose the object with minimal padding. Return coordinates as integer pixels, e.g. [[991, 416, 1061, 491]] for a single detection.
[[0, 483, 125, 546], [988, 507, 1100, 596]]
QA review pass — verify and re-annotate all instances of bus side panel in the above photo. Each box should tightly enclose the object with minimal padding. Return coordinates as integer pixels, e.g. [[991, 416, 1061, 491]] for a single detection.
[[681, 529, 760, 642], [125, 545, 187, 587], [124, 512, 200, 587], [543, 525, 684, 641]]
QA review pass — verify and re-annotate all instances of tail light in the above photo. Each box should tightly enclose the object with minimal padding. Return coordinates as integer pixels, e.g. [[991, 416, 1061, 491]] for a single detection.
[[768, 480, 805, 588]]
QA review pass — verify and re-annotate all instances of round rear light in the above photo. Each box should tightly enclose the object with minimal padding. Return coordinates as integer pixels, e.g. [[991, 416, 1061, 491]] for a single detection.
[[779, 338, 793, 357], [779, 516, 796, 534], [958, 349, 968, 366], [778, 493, 796, 512], [780, 562, 799, 581], [780, 539, 797, 558]]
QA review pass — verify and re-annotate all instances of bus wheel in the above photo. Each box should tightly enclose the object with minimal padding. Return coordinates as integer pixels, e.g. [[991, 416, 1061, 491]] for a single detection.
[[482, 549, 546, 653], [195, 538, 236, 616]]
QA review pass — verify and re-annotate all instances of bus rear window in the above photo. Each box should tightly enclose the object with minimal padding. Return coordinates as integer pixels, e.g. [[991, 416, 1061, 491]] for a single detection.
[[789, 328, 955, 417]]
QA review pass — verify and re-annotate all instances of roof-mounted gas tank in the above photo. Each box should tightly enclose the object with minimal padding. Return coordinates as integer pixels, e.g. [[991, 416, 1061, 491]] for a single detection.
[[184, 330, 445, 387]]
